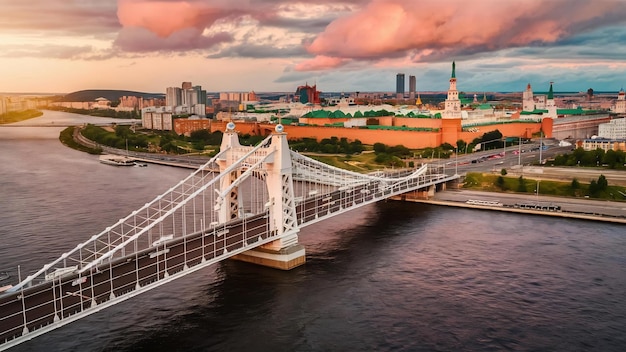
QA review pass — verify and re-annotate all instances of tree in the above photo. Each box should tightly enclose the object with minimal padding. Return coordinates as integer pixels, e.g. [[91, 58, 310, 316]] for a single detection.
[[480, 130, 503, 150], [500, 168, 507, 176], [114, 125, 131, 138], [190, 129, 211, 142], [387, 145, 411, 158], [192, 140, 206, 151], [603, 150, 618, 169], [597, 174, 608, 190], [440, 142, 455, 151], [571, 178, 580, 189], [587, 88, 594, 100], [593, 148, 605, 166], [572, 147, 586, 166], [373, 142, 386, 154], [456, 139, 467, 154]]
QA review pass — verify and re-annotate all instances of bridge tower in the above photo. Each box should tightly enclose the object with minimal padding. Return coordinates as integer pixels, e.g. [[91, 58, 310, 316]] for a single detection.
[[218, 122, 305, 269]]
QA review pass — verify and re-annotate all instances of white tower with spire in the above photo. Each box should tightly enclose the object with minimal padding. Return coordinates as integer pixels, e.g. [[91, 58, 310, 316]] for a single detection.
[[443, 61, 462, 119], [613, 87, 626, 113], [522, 83, 535, 112]]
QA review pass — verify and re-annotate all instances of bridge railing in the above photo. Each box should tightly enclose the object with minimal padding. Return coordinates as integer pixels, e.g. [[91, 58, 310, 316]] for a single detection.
[[8, 135, 280, 293]]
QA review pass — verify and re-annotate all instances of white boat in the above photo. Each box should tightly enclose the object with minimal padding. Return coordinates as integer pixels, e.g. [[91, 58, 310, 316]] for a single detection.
[[99, 154, 136, 166]]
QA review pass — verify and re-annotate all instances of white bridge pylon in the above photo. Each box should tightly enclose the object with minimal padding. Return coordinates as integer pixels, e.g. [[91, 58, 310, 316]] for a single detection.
[[0, 123, 457, 350]]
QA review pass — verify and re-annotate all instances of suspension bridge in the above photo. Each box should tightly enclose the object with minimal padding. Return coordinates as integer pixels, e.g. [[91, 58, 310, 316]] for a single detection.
[[0, 123, 458, 350]]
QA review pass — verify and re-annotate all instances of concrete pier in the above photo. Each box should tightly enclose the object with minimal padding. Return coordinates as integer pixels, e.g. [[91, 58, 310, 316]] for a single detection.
[[231, 244, 306, 270]]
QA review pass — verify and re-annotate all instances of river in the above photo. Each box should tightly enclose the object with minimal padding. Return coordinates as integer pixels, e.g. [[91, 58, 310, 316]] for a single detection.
[[1, 112, 625, 351]]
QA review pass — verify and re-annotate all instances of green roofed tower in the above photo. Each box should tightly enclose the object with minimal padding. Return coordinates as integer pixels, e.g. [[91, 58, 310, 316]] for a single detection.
[[548, 82, 554, 100]]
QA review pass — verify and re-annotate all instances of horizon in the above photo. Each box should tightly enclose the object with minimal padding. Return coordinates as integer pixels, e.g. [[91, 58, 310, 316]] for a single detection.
[[2, 0, 626, 94], [2, 89, 623, 98]]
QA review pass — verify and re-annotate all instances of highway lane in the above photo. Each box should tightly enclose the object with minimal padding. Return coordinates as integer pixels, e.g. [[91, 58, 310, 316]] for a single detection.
[[447, 144, 626, 187], [430, 189, 626, 218]]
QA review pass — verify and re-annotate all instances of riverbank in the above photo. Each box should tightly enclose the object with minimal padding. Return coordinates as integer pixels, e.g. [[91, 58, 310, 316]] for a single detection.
[[400, 189, 626, 224], [0, 109, 42, 124]]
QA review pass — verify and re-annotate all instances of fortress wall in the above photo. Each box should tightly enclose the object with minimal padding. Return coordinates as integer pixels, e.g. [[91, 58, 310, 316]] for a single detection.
[[393, 117, 442, 129], [269, 125, 441, 149], [298, 117, 351, 126], [209, 120, 548, 149]]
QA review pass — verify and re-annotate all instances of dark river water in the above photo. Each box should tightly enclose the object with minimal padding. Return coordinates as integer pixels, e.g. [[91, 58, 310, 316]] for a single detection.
[[1, 123, 625, 351]]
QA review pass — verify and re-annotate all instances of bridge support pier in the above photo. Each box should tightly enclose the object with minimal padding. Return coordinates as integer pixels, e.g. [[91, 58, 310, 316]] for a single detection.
[[221, 123, 306, 270], [231, 244, 305, 270], [427, 184, 437, 198]]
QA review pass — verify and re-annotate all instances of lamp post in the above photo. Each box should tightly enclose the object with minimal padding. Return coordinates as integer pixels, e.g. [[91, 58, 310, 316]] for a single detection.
[[536, 179, 540, 200], [518, 135, 521, 166], [455, 147, 458, 175], [539, 130, 543, 164]]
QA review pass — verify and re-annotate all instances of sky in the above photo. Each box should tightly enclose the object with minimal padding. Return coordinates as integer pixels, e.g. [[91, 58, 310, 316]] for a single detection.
[[2, 0, 626, 94]]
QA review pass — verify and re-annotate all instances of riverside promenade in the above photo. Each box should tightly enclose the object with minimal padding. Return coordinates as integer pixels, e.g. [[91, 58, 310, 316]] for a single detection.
[[401, 189, 626, 224]]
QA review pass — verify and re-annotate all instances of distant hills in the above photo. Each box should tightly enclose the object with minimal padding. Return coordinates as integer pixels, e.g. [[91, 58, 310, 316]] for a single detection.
[[57, 89, 164, 102]]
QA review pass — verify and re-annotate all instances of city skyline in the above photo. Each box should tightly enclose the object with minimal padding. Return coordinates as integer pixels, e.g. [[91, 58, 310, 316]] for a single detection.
[[2, 0, 626, 94]]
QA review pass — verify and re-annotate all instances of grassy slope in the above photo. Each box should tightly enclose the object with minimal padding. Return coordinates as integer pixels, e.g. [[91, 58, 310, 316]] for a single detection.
[[463, 172, 626, 202]]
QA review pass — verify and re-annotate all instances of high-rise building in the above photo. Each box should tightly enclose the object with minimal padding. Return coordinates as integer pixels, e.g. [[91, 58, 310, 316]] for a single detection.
[[295, 84, 321, 104], [396, 73, 405, 99], [409, 75, 416, 100], [181, 81, 192, 90], [166, 87, 182, 107]]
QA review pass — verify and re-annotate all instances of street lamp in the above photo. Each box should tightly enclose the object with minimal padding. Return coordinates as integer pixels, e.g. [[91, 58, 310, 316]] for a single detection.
[[455, 147, 458, 175], [518, 135, 522, 166], [538, 130, 543, 164], [536, 179, 540, 200]]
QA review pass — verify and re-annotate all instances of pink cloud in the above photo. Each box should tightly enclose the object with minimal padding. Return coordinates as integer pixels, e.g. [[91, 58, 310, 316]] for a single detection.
[[304, 0, 626, 63], [295, 55, 349, 71], [117, 0, 236, 38], [114, 27, 232, 52]]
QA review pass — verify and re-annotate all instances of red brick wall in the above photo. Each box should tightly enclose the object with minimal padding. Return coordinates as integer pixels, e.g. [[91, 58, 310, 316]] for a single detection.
[[210, 120, 549, 149]]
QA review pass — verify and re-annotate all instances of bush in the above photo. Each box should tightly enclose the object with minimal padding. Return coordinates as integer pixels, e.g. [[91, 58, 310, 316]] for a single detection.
[[496, 176, 506, 190], [517, 176, 527, 192]]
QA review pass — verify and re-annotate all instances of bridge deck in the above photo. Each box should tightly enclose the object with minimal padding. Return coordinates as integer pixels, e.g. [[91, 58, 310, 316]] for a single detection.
[[0, 171, 458, 349], [1, 127, 459, 350]]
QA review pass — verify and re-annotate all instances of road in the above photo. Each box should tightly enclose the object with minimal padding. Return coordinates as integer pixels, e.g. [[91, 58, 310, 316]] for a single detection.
[[429, 189, 626, 219], [439, 143, 626, 187]]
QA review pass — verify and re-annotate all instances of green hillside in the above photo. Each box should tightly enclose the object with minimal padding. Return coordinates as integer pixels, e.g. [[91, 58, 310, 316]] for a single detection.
[[58, 89, 164, 102]]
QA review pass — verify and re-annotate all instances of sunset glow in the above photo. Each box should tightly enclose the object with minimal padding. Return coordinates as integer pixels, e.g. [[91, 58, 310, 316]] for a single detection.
[[1, 0, 626, 93]]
